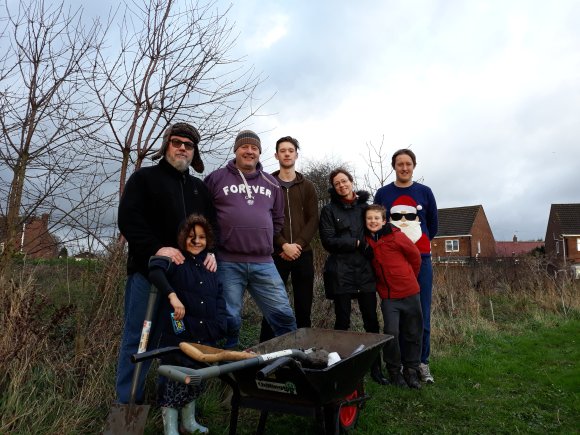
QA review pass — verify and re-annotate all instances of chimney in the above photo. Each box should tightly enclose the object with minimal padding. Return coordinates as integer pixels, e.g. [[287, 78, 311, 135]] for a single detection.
[[512, 234, 518, 242]]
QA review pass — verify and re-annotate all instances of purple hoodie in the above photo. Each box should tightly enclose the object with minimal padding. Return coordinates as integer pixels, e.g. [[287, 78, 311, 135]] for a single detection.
[[204, 159, 284, 262]]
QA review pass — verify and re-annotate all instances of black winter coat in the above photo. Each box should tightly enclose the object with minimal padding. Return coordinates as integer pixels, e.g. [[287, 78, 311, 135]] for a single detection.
[[319, 190, 376, 296], [118, 158, 216, 276]]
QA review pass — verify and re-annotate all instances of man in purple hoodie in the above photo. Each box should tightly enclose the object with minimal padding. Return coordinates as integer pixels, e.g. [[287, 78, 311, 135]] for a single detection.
[[204, 130, 297, 348]]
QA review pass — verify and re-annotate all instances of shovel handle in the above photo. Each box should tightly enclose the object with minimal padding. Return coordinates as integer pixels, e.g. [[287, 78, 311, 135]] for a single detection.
[[129, 285, 159, 405]]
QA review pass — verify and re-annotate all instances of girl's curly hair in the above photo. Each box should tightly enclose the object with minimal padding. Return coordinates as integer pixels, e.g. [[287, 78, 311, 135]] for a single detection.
[[177, 214, 215, 252]]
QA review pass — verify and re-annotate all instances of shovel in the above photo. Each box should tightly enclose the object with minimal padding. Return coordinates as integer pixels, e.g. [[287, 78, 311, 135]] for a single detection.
[[103, 285, 158, 435]]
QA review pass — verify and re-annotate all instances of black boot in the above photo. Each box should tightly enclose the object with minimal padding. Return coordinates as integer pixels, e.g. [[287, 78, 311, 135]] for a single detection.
[[370, 358, 389, 385], [403, 367, 422, 390], [388, 367, 407, 388]]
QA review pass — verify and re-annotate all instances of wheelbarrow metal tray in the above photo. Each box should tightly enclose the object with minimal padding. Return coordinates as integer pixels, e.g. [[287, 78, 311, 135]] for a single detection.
[[231, 328, 391, 406]]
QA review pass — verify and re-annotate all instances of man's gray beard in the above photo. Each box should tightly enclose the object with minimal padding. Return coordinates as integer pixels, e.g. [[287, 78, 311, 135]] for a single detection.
[[167, 155, 191, 172], [390, 220, 422, 243]]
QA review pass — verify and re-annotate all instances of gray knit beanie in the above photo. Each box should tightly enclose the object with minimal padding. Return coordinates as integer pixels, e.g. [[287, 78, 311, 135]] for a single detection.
[[152, 122, 204, 173], [234, 130, 261, 153]]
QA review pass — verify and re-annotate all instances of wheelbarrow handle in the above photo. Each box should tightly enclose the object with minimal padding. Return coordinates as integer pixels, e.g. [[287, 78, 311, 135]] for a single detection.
[[158, 365, 213, 385], [256, 356, 298, 380], [161, 349, 305, 386], [131, 346, 181, 363]]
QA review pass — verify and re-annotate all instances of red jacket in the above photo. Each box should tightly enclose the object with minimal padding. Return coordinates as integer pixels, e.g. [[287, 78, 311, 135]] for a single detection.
[[366, 225, 421, 300]]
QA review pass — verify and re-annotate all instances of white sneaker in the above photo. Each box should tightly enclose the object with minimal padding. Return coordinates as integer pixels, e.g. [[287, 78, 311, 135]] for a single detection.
[[419, 363, 434, 384]]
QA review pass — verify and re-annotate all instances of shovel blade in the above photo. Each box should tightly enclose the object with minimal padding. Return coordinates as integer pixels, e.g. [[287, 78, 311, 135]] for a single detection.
[[103, 403, 150, 435]]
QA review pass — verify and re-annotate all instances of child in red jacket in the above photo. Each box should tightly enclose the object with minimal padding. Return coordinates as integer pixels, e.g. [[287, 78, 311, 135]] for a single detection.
[[365, 205, 423, 389]]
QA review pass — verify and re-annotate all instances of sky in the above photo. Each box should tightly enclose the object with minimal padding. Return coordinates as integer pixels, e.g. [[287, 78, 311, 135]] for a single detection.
[[6, 0, 578, 245], [217, 0, 580, 241]]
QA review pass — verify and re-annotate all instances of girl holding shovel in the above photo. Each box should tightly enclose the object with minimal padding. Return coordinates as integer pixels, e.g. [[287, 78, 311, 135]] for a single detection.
[[149, 214, 227, 434]]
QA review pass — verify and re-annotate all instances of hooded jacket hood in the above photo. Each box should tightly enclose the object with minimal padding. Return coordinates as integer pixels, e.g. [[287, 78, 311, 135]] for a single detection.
[[329, 188, 370, 206]]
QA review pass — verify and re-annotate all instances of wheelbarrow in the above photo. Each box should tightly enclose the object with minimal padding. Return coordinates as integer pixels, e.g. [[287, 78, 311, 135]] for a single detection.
[[159, 328, 391, 434]]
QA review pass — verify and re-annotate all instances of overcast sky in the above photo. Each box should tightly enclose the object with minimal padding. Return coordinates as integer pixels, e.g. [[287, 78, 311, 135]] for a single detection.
[[217, 0, 580, 241], [12, 0, 578, 243]]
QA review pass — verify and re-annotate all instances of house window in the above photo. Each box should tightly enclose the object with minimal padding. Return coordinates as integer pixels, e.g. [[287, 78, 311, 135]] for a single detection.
[[445, 240, 459, 252], [577, 238, 580, 252], [477, 240, 481, 254]]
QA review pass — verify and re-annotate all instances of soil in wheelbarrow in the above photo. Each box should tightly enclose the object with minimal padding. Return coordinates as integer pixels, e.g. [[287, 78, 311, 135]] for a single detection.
[[230, 328, 391, 407]]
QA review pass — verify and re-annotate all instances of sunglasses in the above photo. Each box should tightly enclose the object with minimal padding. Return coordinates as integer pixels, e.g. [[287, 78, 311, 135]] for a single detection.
[[169, 138, 195, 151], [390, 212, 417, 221]]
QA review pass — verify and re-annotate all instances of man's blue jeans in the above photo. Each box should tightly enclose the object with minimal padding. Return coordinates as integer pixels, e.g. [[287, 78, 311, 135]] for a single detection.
[[418, 256, 433, 364], [115, 273, 158, 404], [218, 261, 297, 348]]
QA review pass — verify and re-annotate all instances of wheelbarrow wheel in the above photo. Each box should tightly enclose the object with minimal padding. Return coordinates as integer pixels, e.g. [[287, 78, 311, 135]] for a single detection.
[[338, 384, 362, 433], [322, 383, 364, 435]]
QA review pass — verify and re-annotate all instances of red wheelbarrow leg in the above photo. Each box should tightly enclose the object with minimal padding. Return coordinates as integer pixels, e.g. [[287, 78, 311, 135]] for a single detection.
[[322, 405, 340, 435]]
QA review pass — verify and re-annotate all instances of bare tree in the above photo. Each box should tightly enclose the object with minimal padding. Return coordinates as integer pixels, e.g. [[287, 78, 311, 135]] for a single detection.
[[88, 0, 267, 199], [360, 139, 423, 198], [0, 0, 269, 263], [302, 157, 348, 206], [360, 136, 394, 195], [0, 0, 103, 266]]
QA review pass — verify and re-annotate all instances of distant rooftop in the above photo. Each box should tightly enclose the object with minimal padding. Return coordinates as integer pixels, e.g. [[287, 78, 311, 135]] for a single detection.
[[496, 240, 544, 257]]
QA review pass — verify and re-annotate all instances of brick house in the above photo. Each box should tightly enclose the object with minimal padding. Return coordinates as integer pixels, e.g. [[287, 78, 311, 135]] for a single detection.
[[431, 205, 496, 263], [544, 203, 580, 277], [0, 214, 59, 259]]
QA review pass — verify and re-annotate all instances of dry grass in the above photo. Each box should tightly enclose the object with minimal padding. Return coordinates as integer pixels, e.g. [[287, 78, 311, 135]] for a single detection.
[[431, 257, 579, 355], [0, 244, 126, 434], [0, 249, 578, 434]]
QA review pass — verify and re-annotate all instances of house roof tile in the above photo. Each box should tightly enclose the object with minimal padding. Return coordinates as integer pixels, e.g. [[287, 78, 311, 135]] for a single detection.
[[550, 203, 580, 235], [437, 205, 481, 236]]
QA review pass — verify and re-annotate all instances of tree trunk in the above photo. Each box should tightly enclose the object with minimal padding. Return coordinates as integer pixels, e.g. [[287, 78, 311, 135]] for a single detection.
[[0, 155, 28, 271]]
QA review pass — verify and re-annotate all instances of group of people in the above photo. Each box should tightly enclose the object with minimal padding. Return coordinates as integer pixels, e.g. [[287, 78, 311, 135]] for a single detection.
[[320, 150, 437, 390], [114, 122, 437, 434]]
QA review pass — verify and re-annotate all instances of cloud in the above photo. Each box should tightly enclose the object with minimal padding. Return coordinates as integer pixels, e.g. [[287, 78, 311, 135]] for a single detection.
[[242, 13, 289, 51]]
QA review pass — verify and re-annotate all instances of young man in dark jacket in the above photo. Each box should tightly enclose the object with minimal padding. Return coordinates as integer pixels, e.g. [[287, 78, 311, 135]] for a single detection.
[[365, 204, 423, 389], [116, 122, 216, 404], [259, 136, 319, 342]]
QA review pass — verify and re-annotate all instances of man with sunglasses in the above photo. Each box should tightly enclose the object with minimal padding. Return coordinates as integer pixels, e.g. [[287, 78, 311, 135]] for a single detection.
[[374, 149, 438, 384], [116, 122, 216, 404]]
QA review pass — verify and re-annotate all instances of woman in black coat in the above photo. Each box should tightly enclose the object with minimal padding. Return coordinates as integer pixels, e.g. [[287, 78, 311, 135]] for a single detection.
[[319, 168, 387, 384]]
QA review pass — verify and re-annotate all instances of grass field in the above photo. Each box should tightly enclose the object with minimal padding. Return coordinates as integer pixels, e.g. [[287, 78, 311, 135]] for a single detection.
[[168, 316, 579, 435], [1, 255, 578, 434]]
